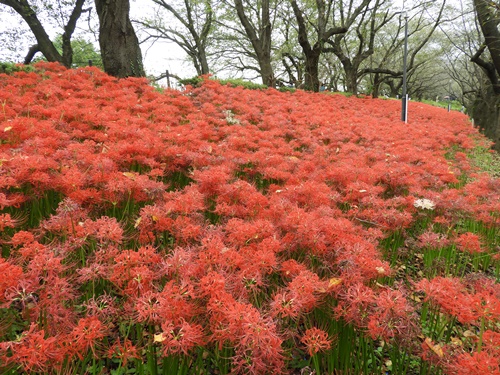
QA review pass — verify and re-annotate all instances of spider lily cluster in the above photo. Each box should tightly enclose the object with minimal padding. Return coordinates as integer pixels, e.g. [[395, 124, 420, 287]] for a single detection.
[[0, 63, 499, 374]]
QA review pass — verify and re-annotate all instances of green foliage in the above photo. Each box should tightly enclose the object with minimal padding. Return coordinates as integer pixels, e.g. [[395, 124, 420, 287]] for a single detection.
[[179, 76, 268, 90], [217, 78, 267, 90], [279, 86, 296, 93], [330, 91, 354, 97], [421, 99, 463, 112], [34, 35, 102, 68], [178, 76, 204, 87], [0, 62, 35, 74]]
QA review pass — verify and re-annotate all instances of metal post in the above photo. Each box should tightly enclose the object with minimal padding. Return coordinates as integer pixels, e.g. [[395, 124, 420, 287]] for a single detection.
[[401, 13, 408, 123]]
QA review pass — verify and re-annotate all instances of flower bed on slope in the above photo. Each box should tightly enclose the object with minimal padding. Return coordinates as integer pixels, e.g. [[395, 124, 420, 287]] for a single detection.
[[0, 62, 499, 374]]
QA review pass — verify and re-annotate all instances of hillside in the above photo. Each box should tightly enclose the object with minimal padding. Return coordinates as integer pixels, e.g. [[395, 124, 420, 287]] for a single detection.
[[0, 63, 499, 375]]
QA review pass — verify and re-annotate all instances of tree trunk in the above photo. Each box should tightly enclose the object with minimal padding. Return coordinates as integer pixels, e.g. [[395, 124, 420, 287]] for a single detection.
[[198, 49, 210, 75], [95, 0, 145, 78], [470, 0, 500, 150], [371, 73, 381, 98], [387, 80, 398, 98], [474, 0, 500, 94], [471, 87, 500, 152], [303, 51, 321, 92], [260, 57, 275, 87], [344, 65, 358, 94]]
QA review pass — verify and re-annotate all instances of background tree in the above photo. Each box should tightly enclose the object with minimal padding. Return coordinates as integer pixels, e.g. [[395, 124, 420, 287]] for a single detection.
[[289, 0, 350, 92], [207, 0, 282, 84], [324, 0, 388, 94], [360, 0, 447, 98], [0, 0, 88, 67], [442, 2, 484, 107], [470, 0, 500, 150], [232, 0, 276, 86], [277, 4, 305, 87], [95, 0, 144, 77], [135, 0, 213, 76]]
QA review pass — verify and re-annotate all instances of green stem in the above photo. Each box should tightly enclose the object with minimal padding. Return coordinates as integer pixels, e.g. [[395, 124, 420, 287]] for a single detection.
[[478, 316, 485, 353], [312, 353, 321, 375]]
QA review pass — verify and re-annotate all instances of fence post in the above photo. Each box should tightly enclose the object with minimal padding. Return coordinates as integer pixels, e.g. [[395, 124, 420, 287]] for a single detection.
[[166, 70, 171, 88]]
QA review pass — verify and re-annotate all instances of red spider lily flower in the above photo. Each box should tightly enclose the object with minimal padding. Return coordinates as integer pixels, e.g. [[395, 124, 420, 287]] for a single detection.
[[133, 281, 197, 325], [455, 232, 485, 254], [483, 330, 500, 354], [157, 319, 205, 356], [367, 288, 420, 343], [271, 271, 330, 319], [416, 277, 477, 324], [171, 215, 203, 243], [163, 185, 206, 214], [446, 351, 500, 375], [0, 323, 65, 373], [334, 282, 375, 326], [86, 216, 124, 244], [192, 165, 232, 197], [67, 316, 107, 360], [0, 213, 19, 231], [207, 291, 285, 374], [10, 230, 35, 247], [122, 265, 156, 296], [107, 338, 141, 367], [224, 218, 277, 247], [279, 259, 308, 279], [418, 230, 449, 249], [82, 293, 119, 321], [17, 241, 48, 261], [301, 327, 333, 356], [0, 258, 23, 304]]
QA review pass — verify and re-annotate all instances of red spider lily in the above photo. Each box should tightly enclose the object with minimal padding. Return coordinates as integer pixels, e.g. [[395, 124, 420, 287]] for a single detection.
[[10, 230, 35, 247], [366, 288, 420, 343], [157, 319, 205, 356], [418, 230, 450, 249], [446, 351, 500, 375], [1, 63, 499, 374], [132, 281, 197, 325], [334, 282, 375, 327], [207, 291, 285, 374], [300, 327, 333, 356], [86, 216, 124, 244], [82, 293, 119, 322], [0, 258, 23, 304], [0, 323, 66, 373], [66, 316, 107, 360], [455, 232, 485, 254], [0, 213, 19, 231], [107, 338, 141, 367], [271, 271, 331, 319], [416, 277, 478, 324]]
